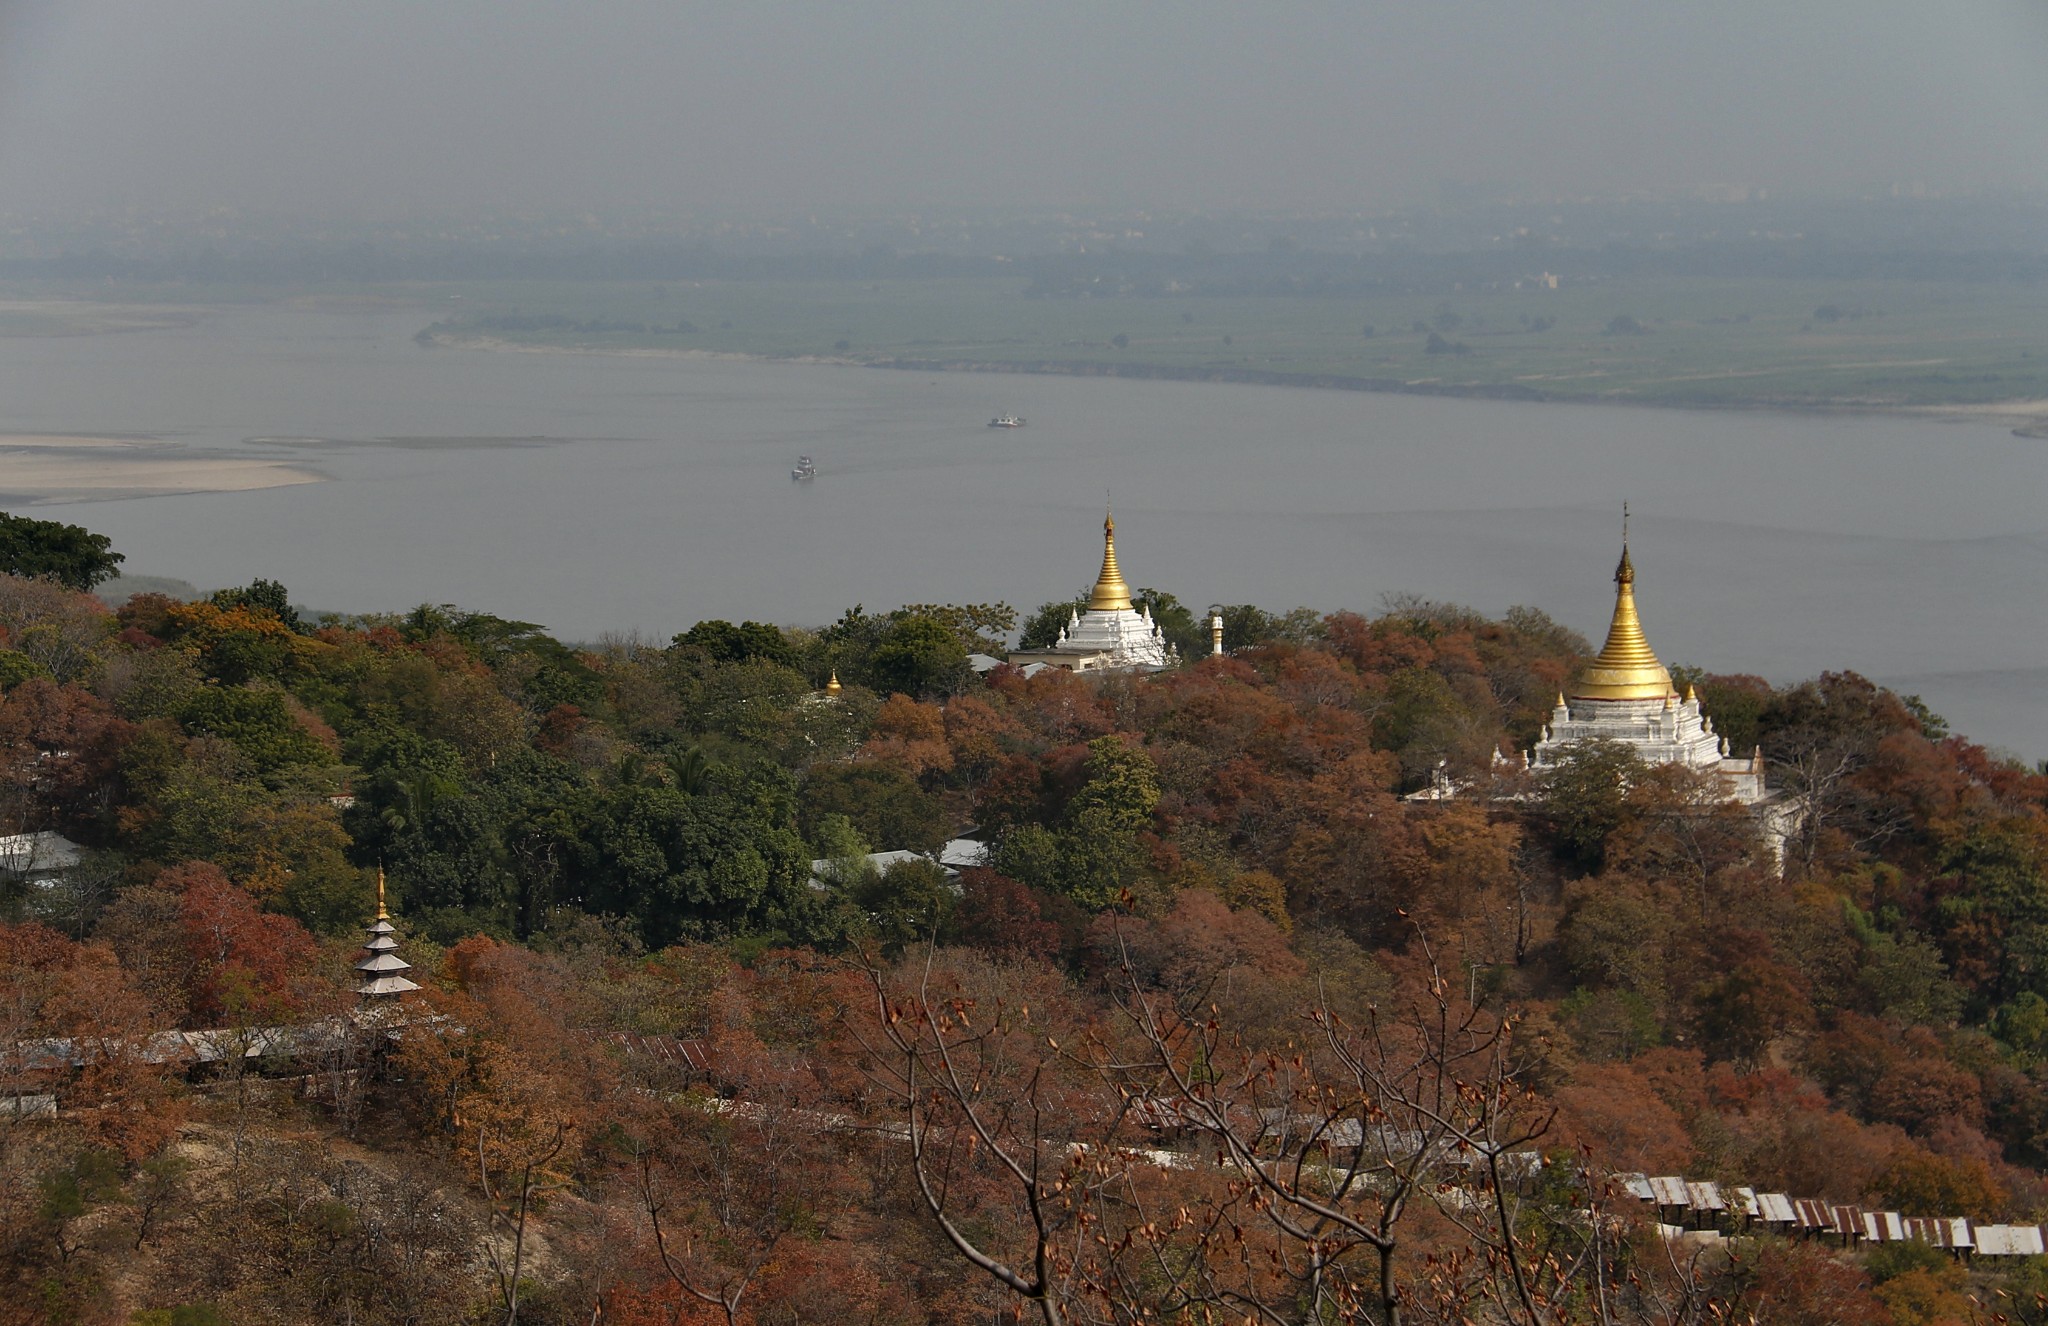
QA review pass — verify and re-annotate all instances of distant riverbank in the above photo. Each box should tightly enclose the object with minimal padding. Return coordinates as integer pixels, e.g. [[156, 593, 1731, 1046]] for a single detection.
[[416, 328, 2048, 431]]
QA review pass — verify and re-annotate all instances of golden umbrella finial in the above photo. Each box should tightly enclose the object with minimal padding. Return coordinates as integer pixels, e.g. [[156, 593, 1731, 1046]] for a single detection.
[[1087, 506, 1133, 611], [376, 866, 389, 922], [825, 669, 843, 696]]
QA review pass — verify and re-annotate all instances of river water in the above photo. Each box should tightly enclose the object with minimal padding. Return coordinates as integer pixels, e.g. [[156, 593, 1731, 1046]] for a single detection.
[[0, 302, 2042, 758]]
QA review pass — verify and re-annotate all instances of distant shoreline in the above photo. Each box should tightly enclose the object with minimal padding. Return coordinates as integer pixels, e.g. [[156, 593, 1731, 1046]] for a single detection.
[[415, 331, 2048, 431]]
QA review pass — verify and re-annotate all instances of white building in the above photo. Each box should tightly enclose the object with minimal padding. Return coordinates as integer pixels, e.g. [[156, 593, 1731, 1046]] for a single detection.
[[1007, 511, 1176, 673], [0, 831, 83, 888]]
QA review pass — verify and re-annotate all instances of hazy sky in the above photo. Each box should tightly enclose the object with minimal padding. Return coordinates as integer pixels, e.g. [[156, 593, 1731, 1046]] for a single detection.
[[2, 0, 2045, 219]]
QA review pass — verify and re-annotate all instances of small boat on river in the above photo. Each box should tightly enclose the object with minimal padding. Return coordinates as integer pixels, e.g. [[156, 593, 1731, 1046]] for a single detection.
[[988, 415, 1025, 429], [791, 456, 816, 480]]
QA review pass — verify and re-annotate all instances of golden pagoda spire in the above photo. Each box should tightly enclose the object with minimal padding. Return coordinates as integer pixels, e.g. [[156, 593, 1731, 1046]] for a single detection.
[[825, 669, 843, 696], [1571, 508, 1677, 702], [1086, 507, 1133, 612], [376, 866, 390, 922]]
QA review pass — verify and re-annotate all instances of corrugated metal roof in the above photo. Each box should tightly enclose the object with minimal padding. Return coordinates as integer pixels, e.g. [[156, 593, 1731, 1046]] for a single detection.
[[609, 1033, 714, 1072], [1618, 1173, 1655, 1202], [939, 838, 989, 870], [1757, 1193, 1797, 1224], [1685, 1181, 1724, 1211], [1976, 1225, 2045, 1256], [1734, 1186, 1760, 1218], [1647, 1176, 1689, 1206]]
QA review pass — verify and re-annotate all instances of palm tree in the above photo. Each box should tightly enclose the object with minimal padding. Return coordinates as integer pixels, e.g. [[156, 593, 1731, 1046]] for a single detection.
[[381, 769, 457, 837], [663, 745, 710, 797]]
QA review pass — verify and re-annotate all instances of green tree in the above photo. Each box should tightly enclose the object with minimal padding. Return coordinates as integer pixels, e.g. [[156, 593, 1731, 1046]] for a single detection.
[[1846, 904, 1964, 1026], [1018, 598, 1085, 649], [1133, 588, 1204, 659], [800, 761, 951, 855], [990, 737, 1159, 909], [0, 649, 52, 691], [577, 768, 824, 947], [865, 614, 969, 697], [209, 577, 302, 632], [0, 513, 122, 589], [37, 1147, 124, 1264], [687, 657, 815, 754], [1935, 821, 2048, 1005], [809, 812, 876, 891], [1067, 735, 1160, 836], [1541, 739, 1645, 871], [178, 686, 330, 774], [851, 856, 957, 954], [1560, 879, 1670, 1004], [1211, 603, 1323, 651], [674, 619, 794, 667], [894, 601, 1017, 655]]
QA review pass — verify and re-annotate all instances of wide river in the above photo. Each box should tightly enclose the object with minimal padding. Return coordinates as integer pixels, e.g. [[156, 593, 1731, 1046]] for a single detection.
[[0, 302, 2042, 758]]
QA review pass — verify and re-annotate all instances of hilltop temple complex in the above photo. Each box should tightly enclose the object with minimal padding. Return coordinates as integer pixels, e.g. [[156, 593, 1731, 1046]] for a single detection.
[[1006, 508, 1793, 858], [1007, 510, 1177, 673], [1524, 534, 1767, 804]]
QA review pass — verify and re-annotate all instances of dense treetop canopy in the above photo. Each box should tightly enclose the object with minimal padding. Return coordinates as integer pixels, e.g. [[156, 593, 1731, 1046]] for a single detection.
[[1, 531, 2045, 1323]]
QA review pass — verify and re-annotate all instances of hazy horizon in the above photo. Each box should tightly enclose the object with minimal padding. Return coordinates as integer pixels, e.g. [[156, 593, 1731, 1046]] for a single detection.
[[3, 0, 2046, 222]]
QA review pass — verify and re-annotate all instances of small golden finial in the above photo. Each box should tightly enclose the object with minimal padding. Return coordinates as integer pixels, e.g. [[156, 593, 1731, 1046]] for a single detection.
[[376, 866, 389, 922], [825, 669, 842, 696], [1686, 683, 1698, 704], [1615, 502, 1635, 586]]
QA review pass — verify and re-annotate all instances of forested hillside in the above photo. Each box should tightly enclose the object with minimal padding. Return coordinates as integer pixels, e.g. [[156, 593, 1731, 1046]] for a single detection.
[[2, 566, 2045, 1325]]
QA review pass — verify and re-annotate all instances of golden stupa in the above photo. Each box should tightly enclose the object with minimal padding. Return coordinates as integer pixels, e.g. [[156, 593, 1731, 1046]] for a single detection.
[[1571, 539, 1678, 702], [1085, 510, 1134, 612], [824, 669, 843, 696]]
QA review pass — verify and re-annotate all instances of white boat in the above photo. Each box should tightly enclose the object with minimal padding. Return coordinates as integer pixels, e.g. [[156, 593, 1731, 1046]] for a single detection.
[[791, 456, 816, 480], [988, 415, 1025, 428]]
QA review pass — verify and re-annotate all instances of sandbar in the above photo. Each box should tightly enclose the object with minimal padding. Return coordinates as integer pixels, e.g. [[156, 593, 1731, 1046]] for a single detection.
[[0, 301, 202, 336], [0, 437, 323, 503]]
